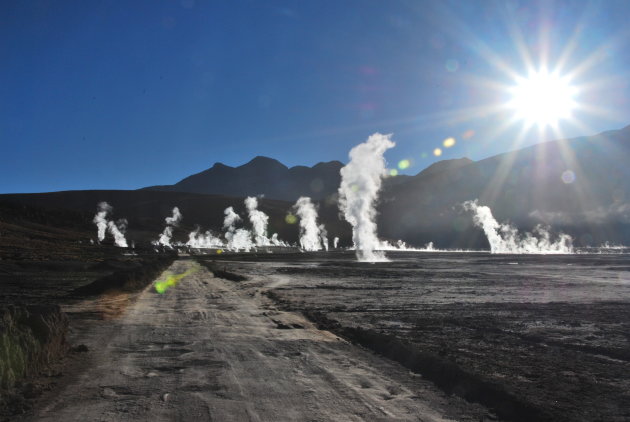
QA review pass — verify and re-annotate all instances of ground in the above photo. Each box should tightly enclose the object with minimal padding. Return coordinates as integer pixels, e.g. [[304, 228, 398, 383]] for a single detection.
[[18, 258, 490, 422], [5, 250, 630, 421]]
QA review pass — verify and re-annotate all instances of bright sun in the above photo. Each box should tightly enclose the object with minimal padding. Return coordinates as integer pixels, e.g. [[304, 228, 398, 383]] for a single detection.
[[508, 70, 578, 128]]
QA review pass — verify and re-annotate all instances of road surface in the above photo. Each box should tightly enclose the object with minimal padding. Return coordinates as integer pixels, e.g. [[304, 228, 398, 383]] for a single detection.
[[24, 259, 488, 421]]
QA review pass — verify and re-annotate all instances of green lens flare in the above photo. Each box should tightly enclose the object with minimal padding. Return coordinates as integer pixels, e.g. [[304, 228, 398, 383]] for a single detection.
[[154, 268, 197, 294]]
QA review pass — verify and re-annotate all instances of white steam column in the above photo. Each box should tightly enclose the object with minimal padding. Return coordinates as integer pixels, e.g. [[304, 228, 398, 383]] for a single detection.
[[339, 133, 395, 262], [293, 196, 322, 251]]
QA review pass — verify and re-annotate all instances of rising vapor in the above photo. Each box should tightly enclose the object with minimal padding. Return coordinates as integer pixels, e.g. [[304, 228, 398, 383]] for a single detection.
[[93, 202, 128, 247], [186, 227, 224, 249], [93, 201, 112, 242], [463, 199, 574, 254], [293, 197, 323, 251], [339, 133, 395, 261], [245, 197, 271, 246], [158, 207, 182, 247], [223, 206, 254, 251]]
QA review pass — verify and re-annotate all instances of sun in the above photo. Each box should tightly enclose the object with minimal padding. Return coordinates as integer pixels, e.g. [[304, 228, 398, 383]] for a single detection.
[[507, 70, 578, 128]]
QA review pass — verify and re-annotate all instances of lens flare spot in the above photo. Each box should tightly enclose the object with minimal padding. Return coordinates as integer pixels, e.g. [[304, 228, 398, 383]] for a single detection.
[[443, 137, 456, 148], [462, 129, 475, 139], [561, 170, 576, 184], [154, 268, 197, 294], [398, 159, 411, 170], [445, 59, 459, 72], [433, 148, 443, 157], [389, 169, 399, 176], [216, 249, 223, 254], [421, 152, 428, 158], [285, 213, 297, 224]]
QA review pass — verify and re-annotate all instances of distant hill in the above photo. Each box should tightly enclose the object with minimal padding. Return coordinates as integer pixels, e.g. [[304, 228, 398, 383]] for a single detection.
[[143, 155, 412, 201], [143, 156, 345, 201], [379, 125, 630, 248]]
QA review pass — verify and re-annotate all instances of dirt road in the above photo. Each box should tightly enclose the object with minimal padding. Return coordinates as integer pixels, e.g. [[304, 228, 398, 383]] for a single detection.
[[24, 259, 488, 421]]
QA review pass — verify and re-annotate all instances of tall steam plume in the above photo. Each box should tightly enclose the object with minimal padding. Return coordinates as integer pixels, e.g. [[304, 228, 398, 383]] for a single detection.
[[158, 207, 182, 247], [293, 197, 323, 251], [93, 202, 128, 247], [93, 202, 112, 242], [245, 197, 271, 246], [339, 133, 395, 261], [463, 199, 574, 254], [319, 225, 329, 251]]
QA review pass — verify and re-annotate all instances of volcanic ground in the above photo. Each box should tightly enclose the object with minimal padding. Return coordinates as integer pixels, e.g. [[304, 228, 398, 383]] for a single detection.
[[3, 247, 629, 421]]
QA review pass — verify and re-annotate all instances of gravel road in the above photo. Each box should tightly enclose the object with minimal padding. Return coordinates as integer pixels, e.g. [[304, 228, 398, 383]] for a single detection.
[[23, 259, 489, 422]]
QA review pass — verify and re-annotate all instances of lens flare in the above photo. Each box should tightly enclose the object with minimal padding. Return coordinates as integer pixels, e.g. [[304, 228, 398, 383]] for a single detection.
[[154, 268, 197, 294], [443, 137, 456, 148], [433, 148, 443, 157], [398, 159, 411, 170], [561, 170, 576, 184]]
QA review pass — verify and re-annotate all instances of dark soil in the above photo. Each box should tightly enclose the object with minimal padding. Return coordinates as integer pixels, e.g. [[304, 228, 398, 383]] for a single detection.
[[215, 251, 630, 422]]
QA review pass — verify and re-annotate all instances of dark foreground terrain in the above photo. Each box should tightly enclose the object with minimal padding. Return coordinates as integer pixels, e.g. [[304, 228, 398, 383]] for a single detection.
[[2, 203, 628, 422], [205, 251, 630, 422]]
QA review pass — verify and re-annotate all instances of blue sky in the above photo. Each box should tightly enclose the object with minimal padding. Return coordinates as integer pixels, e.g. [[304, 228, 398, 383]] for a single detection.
[[1, 0, 629, 193]]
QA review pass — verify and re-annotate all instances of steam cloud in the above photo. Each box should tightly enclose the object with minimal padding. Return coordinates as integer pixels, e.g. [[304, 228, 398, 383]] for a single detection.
[[92, 202, 128, 247], [93, 202, 112, 242], [293, 197, 323, 251], [245, 197, 271, 246], [319, 224, 329, 251], [463, 199, 574, 254], [186, 227, 223, 249], [223, 206, 254, 251], [158, 207, 182, 247], [333, 237, 339, 249], [339, 133, 395, 262]]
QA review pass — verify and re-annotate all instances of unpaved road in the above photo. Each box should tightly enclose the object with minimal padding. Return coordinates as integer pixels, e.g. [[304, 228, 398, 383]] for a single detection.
[[24, 259, 489, 421]]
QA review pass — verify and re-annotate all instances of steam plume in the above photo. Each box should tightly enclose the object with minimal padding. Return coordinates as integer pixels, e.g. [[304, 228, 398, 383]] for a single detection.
[[223, 206, 254, 251], [463, 200, 573, 254], [293, 197, 323, 251], [158, 207, 182, 247], [333, 237, 339, 249], [245, 197, 271, 246], [93, 202, 128, 247], [339, 133, 395, 261], [93, 202, 112, 242], [319, 224, 329, 251], [107, 218, 128, 248], [186, 227, 224, 249]]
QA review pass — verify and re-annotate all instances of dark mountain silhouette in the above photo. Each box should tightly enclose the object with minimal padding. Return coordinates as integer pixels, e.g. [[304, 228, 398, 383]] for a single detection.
[[2, 125, 630, 249], [143, 156, 346, 201], [379, 125, 630, 248]]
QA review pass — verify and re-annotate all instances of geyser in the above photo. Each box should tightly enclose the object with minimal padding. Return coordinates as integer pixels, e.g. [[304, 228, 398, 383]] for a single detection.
[[463, 199, 573, 254], [223, 206, 254, 251], [245, 197, 272, 246], [93, 202, 128, 247], [293, 197, 323, 251], [186, 227, 223, 249], [339, 133, 395, 261], [158, 207, 182, 247]]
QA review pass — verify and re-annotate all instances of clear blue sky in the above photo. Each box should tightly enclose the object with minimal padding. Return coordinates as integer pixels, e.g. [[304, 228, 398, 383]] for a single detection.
[[1, 0, 629, 193]]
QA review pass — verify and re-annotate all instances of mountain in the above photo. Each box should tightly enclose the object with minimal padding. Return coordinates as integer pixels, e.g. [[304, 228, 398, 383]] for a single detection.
[[143, 156, 346, 201], [379, 125, 630, 248]]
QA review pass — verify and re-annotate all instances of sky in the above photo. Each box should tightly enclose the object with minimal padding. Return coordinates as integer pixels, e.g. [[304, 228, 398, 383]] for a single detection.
[[1, 0, 629, 193]]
